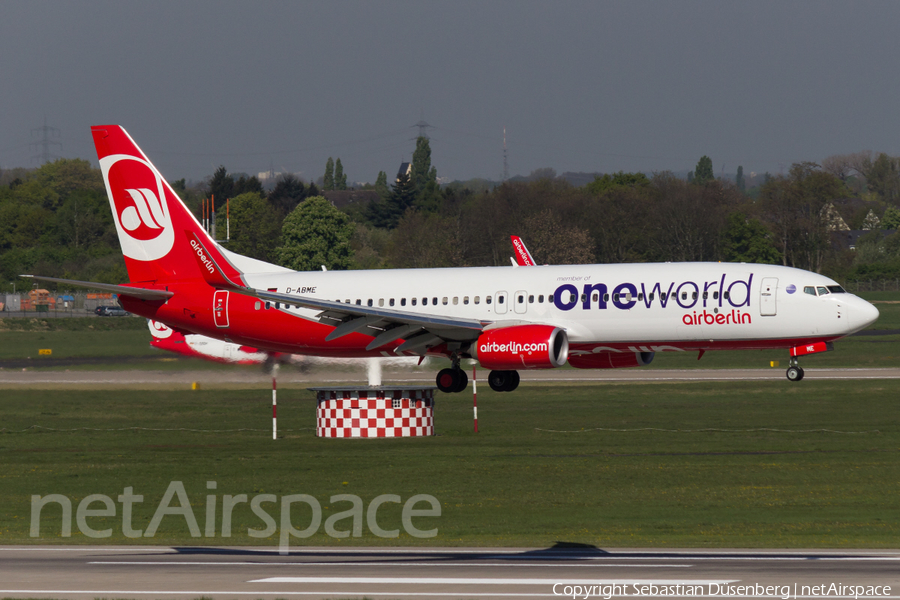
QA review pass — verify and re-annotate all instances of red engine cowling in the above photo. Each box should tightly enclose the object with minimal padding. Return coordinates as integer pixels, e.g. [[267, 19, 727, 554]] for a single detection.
[[475, 325, 569, 370], [568, 351, 654, 369]]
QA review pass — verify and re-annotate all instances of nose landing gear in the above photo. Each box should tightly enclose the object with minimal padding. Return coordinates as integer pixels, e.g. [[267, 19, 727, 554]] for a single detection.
[[786, 341, 832, 382], [786, 357, 805, 382]]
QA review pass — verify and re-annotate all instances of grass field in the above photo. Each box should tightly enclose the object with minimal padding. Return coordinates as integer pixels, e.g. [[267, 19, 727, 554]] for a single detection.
[[2, 380, 899, 548]]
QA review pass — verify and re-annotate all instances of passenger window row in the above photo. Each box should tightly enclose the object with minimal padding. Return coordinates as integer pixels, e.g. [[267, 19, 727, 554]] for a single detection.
[[329, 293, 571, 308], [258, 287, 737, 311]]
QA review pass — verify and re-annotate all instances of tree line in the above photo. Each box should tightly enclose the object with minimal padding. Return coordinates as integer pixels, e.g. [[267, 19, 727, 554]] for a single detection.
[[3, 145, 900, 295]]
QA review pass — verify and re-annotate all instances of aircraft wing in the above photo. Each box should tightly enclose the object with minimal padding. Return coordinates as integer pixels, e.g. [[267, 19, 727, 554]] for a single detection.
[[187, 232, 489, 354], [250, 287, 489, 353]]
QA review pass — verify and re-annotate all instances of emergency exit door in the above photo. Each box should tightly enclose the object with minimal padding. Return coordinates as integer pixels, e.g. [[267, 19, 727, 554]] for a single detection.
[[213, 290, 230, 328], [760, 277, 777, 316], [514, 290, 528, 314]]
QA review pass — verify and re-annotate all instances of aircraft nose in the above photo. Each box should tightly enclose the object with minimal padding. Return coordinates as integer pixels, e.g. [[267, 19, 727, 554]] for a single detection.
[[858, 298, 880, 329]]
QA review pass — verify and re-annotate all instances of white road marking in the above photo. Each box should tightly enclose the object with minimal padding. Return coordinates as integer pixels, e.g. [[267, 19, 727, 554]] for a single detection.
[[249, 576, 736, 585], [0, 582, 900, 600], [88, 560, 692, 568], [0, 546, 171, 552], [520, 375, 900, 381], [0, 592, 589, 598], [0, 591, 549, 598]]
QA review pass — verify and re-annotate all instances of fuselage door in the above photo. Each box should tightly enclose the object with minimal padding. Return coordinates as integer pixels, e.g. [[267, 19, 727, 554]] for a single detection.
[[514, 290, 528, 314], [213, 290, 230, 328], [760, 277, 778, 316], [495, 291, 508, 315]]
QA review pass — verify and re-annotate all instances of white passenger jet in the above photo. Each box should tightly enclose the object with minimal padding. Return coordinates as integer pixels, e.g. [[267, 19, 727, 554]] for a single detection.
[[24, 125, 880, 393]]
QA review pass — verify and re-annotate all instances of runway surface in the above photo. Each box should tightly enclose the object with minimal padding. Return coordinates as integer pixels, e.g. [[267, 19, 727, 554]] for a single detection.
[[1, 545, 899, 599], [1, 367, 899, 388]]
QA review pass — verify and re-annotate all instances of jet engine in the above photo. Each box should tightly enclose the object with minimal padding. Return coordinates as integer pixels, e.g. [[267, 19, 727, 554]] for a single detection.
[[568, 351, 654, 369], [474, 324, 569, 370]]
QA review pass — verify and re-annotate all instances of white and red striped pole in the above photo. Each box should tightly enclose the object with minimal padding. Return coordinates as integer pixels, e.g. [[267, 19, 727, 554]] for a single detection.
[[272, 363, 279, 440], [473, 365, 478, 433]]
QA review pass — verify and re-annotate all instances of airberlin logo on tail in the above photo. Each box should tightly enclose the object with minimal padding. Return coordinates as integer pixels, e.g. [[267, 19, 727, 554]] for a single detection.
[[121, 189, 166, 233], [99, 154, 174, 261]]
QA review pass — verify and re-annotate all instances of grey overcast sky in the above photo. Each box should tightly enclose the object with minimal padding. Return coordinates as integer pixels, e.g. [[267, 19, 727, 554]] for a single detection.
[[1, 0, 899, 185]]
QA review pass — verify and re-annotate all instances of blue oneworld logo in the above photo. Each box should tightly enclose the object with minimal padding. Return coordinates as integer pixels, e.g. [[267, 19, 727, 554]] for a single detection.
[[552, 273, 753, 311]]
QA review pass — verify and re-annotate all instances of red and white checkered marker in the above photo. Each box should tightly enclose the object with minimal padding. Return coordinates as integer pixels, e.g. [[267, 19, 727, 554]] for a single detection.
[[313, 387, 435, 438]]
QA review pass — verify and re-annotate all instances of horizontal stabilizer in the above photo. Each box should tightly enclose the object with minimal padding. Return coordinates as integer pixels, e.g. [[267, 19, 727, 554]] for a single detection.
[[19, 275, 173, 300]]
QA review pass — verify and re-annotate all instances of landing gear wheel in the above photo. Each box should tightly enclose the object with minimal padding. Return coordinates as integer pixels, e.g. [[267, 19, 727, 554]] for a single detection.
[[488, 370, 509, 392], [453, 369, 469, 393], [488, 370, 520, 392], [436, 368, 468, 393], [505, 370, 520, 392], [436, 368, 459, 393], [786, 366, 805, 382]]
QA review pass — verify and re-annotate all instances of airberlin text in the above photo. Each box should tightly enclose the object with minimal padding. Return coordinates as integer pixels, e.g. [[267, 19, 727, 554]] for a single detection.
[[683, 309, 751, 326], [554, 273, 753, 325], [189, 239, 215, 275], [480, 341, 548, 354]]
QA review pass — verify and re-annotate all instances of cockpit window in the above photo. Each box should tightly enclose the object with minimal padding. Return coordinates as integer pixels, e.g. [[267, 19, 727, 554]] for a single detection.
[[816, 286, 829, 296], [827, 285, 846, 293], [803, 286, 816, 296]]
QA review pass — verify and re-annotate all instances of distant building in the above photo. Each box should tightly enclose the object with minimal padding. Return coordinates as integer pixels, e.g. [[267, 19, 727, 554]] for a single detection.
[[831, 229, 896, 251], [257, 170, 302, 181], [821, 203, 850, 232], [323, 190, 380, 209], [861, 209, 881, 231], [396, 162, 411, 182]]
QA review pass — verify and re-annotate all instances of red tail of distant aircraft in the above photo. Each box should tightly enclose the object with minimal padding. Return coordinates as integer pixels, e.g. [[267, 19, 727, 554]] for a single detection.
[[148, 319, 275, 366], [510, 235, 536, 266], [24, 125, 880, 393]]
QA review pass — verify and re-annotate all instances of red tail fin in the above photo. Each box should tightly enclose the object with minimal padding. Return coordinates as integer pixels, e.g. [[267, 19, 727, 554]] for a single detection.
[[92, 125, 243, 285], [510, 235, 536, 266]]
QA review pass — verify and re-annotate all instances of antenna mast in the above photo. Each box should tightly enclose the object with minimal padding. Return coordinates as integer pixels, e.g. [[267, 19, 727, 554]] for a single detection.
[[31, 117, 61, 164], [502, 127, 509, 182], [412, 110, 432, 139]]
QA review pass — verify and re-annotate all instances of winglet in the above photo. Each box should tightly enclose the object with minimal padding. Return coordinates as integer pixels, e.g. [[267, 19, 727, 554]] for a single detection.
[[510, 235, 536, 266]]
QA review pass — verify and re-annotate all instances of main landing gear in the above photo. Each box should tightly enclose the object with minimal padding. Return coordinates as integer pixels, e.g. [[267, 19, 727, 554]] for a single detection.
[[435, 357, 520, 394], [488, 370, 519, 392], [436, 353, 468, 393], [436, 367, 468, 393], [786, 357, 805, 382]]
